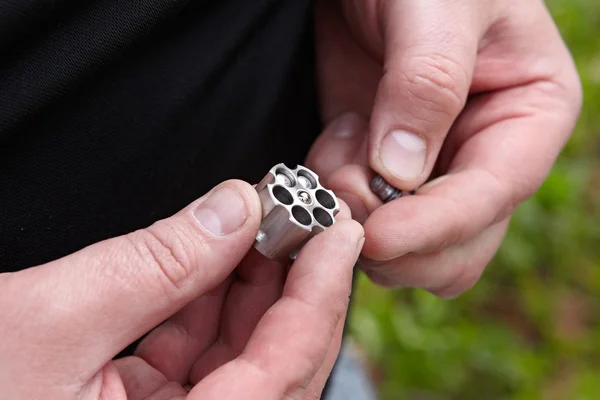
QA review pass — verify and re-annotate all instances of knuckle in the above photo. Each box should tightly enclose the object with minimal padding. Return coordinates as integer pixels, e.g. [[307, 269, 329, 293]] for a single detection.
[[432, 197, 471, 251], [455, 267, 483, 295], [297, 288, 350, 332], [359, 259, 404, 288], [126, 221, 200, 296], [330, 293, 351, 322], [431, 262, 484, 299], [564, 69, 584, 118], [533, 72, 583, 122], [474, 168, 518, 223], [549, 52, 584, 119], [400, 54, 468, 120]]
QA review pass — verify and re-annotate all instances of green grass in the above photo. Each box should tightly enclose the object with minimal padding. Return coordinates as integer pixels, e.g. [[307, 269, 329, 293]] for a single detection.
[[348, 1, 600, 398]]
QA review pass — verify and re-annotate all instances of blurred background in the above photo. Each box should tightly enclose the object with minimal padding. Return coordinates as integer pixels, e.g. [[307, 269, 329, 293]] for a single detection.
[[348, 0, 600, 399]]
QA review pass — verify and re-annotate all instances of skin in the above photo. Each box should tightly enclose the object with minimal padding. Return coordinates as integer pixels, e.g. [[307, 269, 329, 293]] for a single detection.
[[0, 0, 583, 398], [0, 180, 365, 399], [307, 0, 583, 298]]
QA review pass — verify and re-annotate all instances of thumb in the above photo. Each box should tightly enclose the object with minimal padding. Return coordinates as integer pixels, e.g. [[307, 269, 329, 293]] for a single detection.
[[0, 180, 261, 379], [368, 0, 487, 190]]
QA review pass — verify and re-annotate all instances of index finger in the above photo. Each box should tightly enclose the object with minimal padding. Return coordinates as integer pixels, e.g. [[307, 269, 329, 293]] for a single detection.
[[188, 219, 364, 400], [363, 76, 580, 261]]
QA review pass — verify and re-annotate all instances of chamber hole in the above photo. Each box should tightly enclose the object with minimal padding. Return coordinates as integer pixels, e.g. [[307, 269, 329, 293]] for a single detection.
[[316, 190, 335, 209], [292, 206, 312, 226], [275, 168, 296, 187], [273, 185, 293, 205], [313, 208, 333, 227], [296, 170, 317, 189]]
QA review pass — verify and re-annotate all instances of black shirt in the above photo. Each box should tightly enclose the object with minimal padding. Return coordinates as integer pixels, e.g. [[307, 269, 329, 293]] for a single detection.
[[0, 0, 320, 268], [1, 0, 337, 393]]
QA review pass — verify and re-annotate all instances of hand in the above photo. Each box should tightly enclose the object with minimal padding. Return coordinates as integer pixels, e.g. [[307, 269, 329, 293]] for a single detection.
[[0, 180, 364, 399], [307, 0, 582, 298]]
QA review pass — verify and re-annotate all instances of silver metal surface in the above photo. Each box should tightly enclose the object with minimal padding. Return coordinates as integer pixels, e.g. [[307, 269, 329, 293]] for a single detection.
[[370, 174, 416, 203], [253, 163, 340, 263]]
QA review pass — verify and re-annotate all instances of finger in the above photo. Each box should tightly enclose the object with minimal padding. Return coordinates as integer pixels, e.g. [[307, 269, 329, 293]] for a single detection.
[[134, 276, 235, 384], [193, 198, 353, 378], [326, 164, 382, 224], [362, 75, 580, 262], [113, 357, 170, 400], [137, 199, 352, 385], [305, 112, 367, 181], [186, 200, 354, 383], [361, 218, 509, 298], [143, 383, 188, 400], [189, 276, 349, 395], [368, 0, 490, 190], [188, 220, 364, 400], [304, 316, 347, 399], [79, 363, 127, 400], [186, 249, 286, 384], [315, 0, 380, 123], [335, 198, 353, 221], [0, 180, 262, 379], [143, 249, 285, 385], [304, 111, 373, 223]]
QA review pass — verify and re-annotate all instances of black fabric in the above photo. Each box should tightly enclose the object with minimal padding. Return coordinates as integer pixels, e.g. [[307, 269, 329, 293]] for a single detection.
[[0, 0, 344, 395], [0, 0, 321, 269]]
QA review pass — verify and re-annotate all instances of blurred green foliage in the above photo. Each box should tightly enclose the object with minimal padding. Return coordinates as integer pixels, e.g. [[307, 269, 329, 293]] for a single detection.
[[348, 1, 600, 398]]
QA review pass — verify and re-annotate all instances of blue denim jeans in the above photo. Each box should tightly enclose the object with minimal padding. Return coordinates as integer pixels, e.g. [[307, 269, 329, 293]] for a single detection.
[[325, 343, 378, 400]]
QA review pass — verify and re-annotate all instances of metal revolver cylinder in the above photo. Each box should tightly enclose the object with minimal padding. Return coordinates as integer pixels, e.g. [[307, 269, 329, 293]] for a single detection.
[[253, 163, 340, 263]]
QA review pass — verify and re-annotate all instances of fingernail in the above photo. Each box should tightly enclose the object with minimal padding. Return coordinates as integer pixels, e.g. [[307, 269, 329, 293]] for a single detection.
[[194, 187, 247, 235], [380, 130, 426, 180], [330, 112, 363, 138]]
